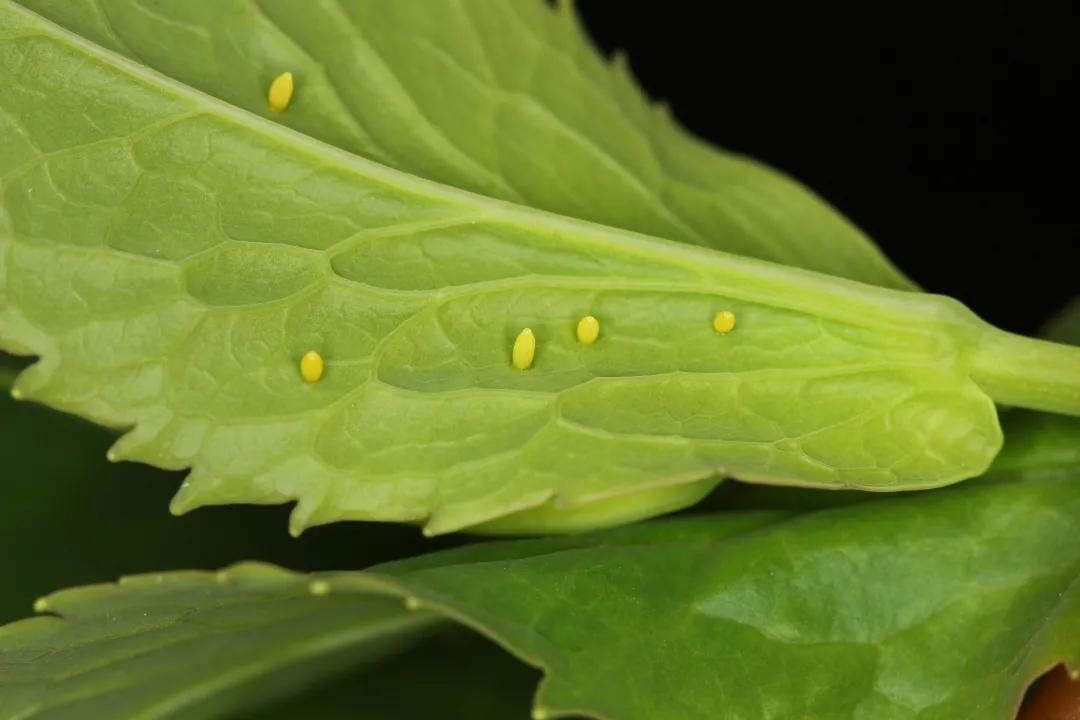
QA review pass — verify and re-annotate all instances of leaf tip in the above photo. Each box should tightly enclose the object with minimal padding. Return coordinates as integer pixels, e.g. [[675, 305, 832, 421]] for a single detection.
[[168, 491, 190, 517], [288, 496, 325, 537], [168, 479, 208, 518], [32, 596, 49, 613], [288, 517, 306, 538]]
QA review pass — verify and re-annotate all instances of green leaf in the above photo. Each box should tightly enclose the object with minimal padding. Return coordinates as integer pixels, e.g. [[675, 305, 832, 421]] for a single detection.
[[350, 474, 1080, 720], [255, 628, 540, 720], [704, 409, 1080, 514], [6, 463, 1077, 719], [0, 563, 440, 719], [15, 0, 911, 288], [3, 1, 1080, 534], [982, 411, 1080, 482]]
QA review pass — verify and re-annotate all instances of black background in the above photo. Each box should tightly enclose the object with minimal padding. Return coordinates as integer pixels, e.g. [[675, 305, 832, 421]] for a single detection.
[[577, 2, 1079, 335]]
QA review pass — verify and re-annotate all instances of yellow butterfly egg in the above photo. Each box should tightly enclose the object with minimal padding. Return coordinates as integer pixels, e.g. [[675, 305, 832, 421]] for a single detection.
[[299, 350, 324, 383], [268, 71, 294, 112], [512, 328, 536, 370], [713, 310, 736, 334], [576, 315, 600, 345]]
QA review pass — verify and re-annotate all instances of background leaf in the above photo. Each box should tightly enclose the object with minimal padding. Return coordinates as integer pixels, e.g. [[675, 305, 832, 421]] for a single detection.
[[352, 472, 1080, 720], [6, 456, 1077, 720], [0, 563, 439, 719], [254, 628, 541, 720], [14, 0, 910, 288]]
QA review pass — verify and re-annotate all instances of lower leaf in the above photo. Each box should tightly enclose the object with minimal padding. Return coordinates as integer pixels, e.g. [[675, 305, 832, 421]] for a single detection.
[[355, 475, 1080, 720], [4, 463, 1077, 719], [0, 564, 439, 719]]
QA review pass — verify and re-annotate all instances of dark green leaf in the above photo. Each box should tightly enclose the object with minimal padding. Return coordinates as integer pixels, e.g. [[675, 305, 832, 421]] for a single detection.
[[0, 563, 438, 719], [7, 444, 1077, 720], [350, 474, 1080, 720], [255, 628, 541, 720]]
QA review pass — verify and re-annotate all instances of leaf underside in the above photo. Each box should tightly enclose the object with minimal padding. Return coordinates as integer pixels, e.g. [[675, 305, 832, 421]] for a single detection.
[[0, 1, 1014, 533], [15, 0, 912, 289]]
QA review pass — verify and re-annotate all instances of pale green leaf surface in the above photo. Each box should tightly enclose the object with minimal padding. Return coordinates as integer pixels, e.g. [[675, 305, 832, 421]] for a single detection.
[[14, 0, 912, 288], [0, 563, 440, 720], [701, 407, 1080, 513], [2, 1, 1080, 534]]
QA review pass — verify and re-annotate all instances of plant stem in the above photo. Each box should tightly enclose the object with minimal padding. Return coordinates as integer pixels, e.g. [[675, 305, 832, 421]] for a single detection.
[[971, 327, 1080, 415]]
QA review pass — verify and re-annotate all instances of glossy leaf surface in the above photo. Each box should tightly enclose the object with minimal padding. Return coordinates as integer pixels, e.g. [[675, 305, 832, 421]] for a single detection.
[[356, 471, 1080, 719]]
